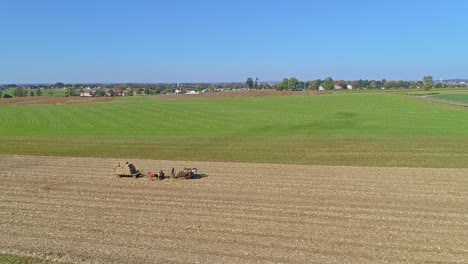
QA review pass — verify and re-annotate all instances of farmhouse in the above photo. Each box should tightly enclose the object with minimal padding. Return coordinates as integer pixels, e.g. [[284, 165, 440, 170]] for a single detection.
[[80, 89, 94, 97], [186, 90, 199, 94]]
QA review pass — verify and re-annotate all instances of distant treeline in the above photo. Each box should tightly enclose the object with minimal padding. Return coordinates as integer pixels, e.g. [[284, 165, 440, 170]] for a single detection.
[[1, 78, 467, 98], [267, 77, 466, 91]]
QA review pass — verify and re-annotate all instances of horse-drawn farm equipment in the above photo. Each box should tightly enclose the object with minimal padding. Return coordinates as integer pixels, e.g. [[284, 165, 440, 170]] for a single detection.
[[114, 162, 199, 180]]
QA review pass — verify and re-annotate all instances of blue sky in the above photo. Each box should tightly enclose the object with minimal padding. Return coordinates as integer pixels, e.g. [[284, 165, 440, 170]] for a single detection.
[[1, 0, 467, 83]]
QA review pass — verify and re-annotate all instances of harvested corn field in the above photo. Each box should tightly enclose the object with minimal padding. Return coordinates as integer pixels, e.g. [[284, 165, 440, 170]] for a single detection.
[[0, 154, 467, 263]]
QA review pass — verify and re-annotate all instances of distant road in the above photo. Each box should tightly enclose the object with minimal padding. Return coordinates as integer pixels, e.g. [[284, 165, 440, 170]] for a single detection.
[[416, 96, 468, 107]]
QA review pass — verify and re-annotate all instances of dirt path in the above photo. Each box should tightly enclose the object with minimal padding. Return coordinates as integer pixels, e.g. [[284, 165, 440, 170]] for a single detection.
[[1, 155, 467, 263]]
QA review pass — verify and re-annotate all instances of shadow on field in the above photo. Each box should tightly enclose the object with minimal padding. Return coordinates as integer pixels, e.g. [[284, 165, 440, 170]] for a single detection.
[[190, 173, 208, 180], [136, 173, 209, 180], [117, 174, 145, 179]]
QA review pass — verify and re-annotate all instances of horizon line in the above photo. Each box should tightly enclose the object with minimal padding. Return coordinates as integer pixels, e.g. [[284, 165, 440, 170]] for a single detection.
[[2, 78, 465, 86]]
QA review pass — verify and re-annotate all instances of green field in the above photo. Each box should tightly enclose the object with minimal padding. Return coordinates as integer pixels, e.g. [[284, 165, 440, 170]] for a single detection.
[[0, 253, 51, 263], [1, 92, 468, 168], [43, 89, 66, 97], [2, 88, 65, 97], [432, 93, 468, 103]]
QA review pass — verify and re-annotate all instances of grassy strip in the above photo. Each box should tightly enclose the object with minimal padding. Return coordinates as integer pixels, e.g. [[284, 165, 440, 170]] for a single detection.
[[432, 94, 468, 103], [1, 89, 65, 97], [0, 253, 51, 263], [2, 136, 467, 168]]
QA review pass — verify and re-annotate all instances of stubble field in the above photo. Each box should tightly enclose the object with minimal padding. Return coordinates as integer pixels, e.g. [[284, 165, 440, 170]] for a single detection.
[[1, 154, 467, 263]]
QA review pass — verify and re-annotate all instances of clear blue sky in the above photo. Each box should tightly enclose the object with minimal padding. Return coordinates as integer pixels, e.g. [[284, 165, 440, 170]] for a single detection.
[[1, 0, 467, 83]]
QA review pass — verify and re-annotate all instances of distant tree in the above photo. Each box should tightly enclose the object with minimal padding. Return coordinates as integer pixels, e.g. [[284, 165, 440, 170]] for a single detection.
[[394, 80, 403, 88], [308, 79, 321, 90], [48, 90, 55, 96], [321, 77, 335, 90], [117, 84, 127, 94], [64, 86, 76, 97], [359, 79, 371, 87], [300, 81, 306, 90], [254, 78, 259, 89], [35, 87, 43, 96], [29, 90, 35, 96], [416, 81, 424, 89], [349, 81, 359, 89], [96, 88, 105, 97], [423, 75, 433, 91], [12, 87, 27, 97], [276, 78, 289, 91], [288, 77, 299, 91], [246, 78, 254, 90], [384, 81, 394, 89], [3, 94, 12, 98], [0, 90, 2, 98], [55, 82, 65, 88], [261, 82, 271, 90]]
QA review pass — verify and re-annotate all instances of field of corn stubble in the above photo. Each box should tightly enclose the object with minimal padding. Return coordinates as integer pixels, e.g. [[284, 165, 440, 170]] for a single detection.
[[1, 154, 467, 263]]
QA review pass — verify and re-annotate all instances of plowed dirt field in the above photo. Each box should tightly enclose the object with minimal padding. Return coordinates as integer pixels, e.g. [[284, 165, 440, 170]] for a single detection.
[[156, 90, 329, 100], [1, 155, 467, 263]]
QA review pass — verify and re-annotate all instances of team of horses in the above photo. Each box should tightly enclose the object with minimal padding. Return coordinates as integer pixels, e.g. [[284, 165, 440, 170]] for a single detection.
[[148, 167, 197, 180]]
